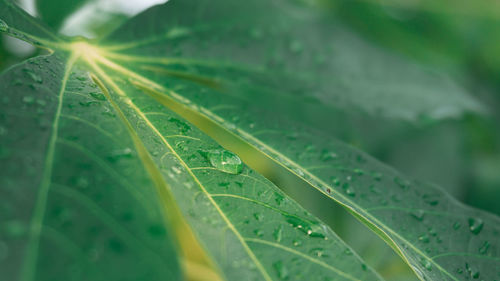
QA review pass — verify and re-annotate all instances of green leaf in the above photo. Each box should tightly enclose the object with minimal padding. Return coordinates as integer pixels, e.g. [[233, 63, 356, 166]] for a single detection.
[[0, 0, 60, 45], [102, 0, 483, 122], [89, 0, 498, 280], [0, 52, 182, 280], [36, 0, 87, 30], [2, 0, 499, 280], [0, 1, 384, 281]]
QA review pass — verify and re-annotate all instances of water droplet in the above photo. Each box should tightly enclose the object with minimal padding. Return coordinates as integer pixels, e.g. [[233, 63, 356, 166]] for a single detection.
[[36, 99, 46, 107], [275, 193, 285, 205], [254, 229, 264, 237], [330, 176, 340, 186], [465, 262, 480, 279], [428, 227, 437, 236], [273, 225, 283, 242], [418, 234, 430, 243], [89, 92, 106, 101], [292, 239, 302, 246], [253, 213, 263, 221], [468, 218, 484, 235], [310, 248, 328, 257], [218, 181, 229, 187], [411, 210, 425, 221], [79, 101, 99, 107], [394, 176, 410, 189], [342, 182, 356, 197], [273, 261, 289, 280], [353, 168, 364, 175], [320, 149, 337, 161], [453, 221, 461, 230], [423, 194, 439, 206], [391, 194, 401, 202], [11, 79, 23, 86], [207, 149, 243, 175], [419, 257, 432, 271], [0, 19, 8, 32], [22, 96, 35, 104], [107, 148, 133, 162], [479, 241, 490, 254], [23, 69, 42, 83], [371, 172, 382, 181], [168, 117, 191, 134], [171, 165, 182, 174], [284, 215, 325, 238]]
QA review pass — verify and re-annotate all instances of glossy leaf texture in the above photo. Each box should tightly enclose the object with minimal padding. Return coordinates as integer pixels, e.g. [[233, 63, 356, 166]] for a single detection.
[[36, 0, 87, 30], [0, 52, 183, 280], [0, 1, 384, 281], [92, 0, 500, 280], [0, 0, 60, 46], [86, 62, 383, 281], [102, 0, 483, 122]]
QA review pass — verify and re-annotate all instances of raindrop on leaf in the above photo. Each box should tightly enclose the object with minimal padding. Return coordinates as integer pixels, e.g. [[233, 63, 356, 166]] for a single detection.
[[0, 19, 8, 32], [273, 261, 289, 280], [273, 225, 283, 242], [419, 257, 432, 271], [465, 263, 480, 279], [23, 68, 42, 83], [418, 234, 430, 243], [22, 96, 35, 104], [479, 241, 490, 254], [89, 92, 106, 101], [207, 149, 243, 175], [410, 210, 425, 221], [284, 215, 325, 238], [468, 218, 484, 235]]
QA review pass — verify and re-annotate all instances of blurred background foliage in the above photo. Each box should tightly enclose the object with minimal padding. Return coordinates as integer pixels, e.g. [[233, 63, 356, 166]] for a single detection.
[[1, 0, 499, 280]]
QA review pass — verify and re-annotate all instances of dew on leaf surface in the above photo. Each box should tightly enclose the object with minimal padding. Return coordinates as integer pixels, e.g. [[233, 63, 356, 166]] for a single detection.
[[89, 92, 106, 101], [479, 241, 490, 254], [284, 215, 325, 238], [418, 234, 430, 243], [273, 261, 289, 280], [273, 225, 283, 242], [411, 210, 425, 221], [0, 19, 8, 32], [419, 257, 432, 271], [22, 96, 35, 104], [207, 149, 243, 175], [465, 262, 480, 279], [309, 248, 327, 258], [23, 68, 43, 83], [468, 218, 484, 235]]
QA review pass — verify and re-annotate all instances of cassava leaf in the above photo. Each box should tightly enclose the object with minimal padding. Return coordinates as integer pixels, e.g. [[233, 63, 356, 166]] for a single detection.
[[86, 0, 499, 280], [102, 0, 483, 122], [36, 0, 87, 30], [0, 52, 183, 280], [0, 1, 384, 281], [0, 0, 60, 46], [86, 60, 383, 281], [1, 0, 499, 280]]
